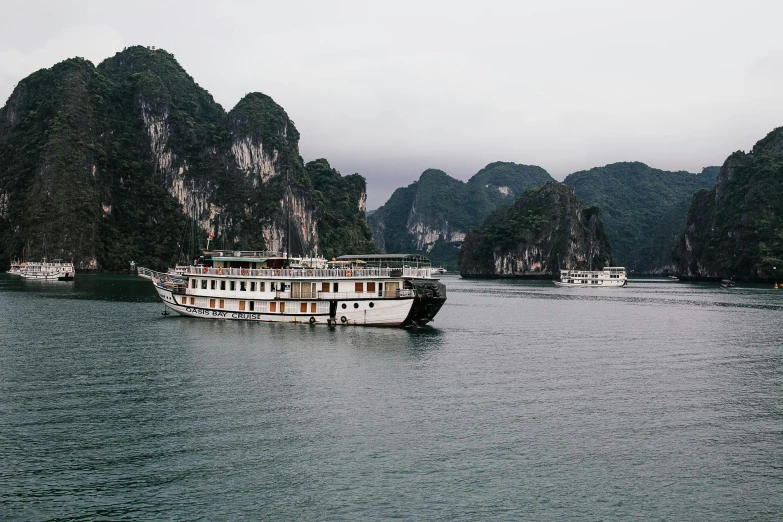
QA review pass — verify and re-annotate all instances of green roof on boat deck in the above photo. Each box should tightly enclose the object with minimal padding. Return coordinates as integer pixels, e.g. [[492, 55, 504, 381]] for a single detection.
[[336, 254, 430, 263]]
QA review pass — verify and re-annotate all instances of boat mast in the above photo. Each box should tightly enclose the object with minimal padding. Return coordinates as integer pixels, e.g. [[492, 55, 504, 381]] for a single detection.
[[190, 180, 196, 263], [286, 163, 291, 263]]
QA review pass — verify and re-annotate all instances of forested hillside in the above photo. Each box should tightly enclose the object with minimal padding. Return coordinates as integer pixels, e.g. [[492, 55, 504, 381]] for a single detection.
[[0, 46, 374, 270], [369, 162, 554, 269], [564, 162, 718, 273], [459, 182, 611, 277], [673, 126, 783, 281]]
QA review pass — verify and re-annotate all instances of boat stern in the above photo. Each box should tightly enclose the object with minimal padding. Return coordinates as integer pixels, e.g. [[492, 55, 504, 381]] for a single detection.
[[403, 280, 447, 326]]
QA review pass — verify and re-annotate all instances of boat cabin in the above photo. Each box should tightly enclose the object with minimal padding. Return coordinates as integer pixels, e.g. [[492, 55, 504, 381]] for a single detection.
[[199, 250, 290, 270], [334, 253, 431, 269]]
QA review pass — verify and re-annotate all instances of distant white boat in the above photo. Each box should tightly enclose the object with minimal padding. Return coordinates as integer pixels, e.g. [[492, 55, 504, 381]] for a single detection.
[[166, 264, 188, 278], [6, 260, 22, 276], [19, 259, 76, 281], [554, 267, 627, 287], [431, 267, 447, 275], [287, 255, 329, 270]]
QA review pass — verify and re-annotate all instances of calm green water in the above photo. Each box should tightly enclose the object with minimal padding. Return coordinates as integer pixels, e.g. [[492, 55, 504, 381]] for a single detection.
[[1, 274, 782, 520]]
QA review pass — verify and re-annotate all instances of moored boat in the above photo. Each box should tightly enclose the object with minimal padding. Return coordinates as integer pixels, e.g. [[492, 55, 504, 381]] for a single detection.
[[140, 252, 446, 326], [6, 260, 23, 276], [19, 258, 76, 281], [554, 267, 627, 287]]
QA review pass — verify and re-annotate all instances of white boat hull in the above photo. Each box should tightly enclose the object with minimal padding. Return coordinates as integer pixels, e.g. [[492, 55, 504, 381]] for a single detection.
[[20, 272, 75, 281], [154, 285, 418, 326]]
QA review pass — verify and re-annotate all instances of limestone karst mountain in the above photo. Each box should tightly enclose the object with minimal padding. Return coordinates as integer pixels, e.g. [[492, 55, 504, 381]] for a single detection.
[[458, 182, 612, 277], [563, 162, 718, 273], [369, 162, 554, 269], [0, 46, 374, 270], [673, 126, 783, 281]]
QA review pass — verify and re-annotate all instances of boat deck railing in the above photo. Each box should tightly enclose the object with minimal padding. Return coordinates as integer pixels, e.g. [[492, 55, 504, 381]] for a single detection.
[[138, 267, 188, 295], [183, 266, 433, 279]]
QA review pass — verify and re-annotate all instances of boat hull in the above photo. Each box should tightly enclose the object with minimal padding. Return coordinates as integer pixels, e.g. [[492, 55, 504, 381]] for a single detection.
[[20, 273, 75, 281], [154, 285, 424, 326]]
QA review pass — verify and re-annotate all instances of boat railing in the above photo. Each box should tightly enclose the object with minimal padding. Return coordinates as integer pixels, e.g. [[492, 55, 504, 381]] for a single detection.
[[137, 266, 161, 280], [184, 266, 432, 279], [138, 267, 188, 294], [138, 266, 177, 281]]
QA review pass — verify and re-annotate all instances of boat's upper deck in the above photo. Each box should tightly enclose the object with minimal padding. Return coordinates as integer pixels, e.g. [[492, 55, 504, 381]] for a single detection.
[[561, 266, 626, 275], [182, 266, 434, 279]]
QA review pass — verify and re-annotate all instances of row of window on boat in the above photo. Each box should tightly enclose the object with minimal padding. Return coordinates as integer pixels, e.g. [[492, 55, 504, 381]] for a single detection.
[[181, 296, 375, 313], [190, 279, 396, 294]]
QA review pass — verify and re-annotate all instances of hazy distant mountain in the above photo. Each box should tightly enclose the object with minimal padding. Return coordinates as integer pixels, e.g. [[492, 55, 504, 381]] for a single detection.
[[673, 126, 783, 281], [0, 46, 374, 270], [459, 182, 611, 277], [563, 162, 718, 273], [369, 162, 554, 269]]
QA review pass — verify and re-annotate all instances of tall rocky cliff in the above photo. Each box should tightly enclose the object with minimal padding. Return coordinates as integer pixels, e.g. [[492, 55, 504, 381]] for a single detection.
[[672, 126, 783, 281], [459, 182, 612, 277], [369, 162, 554, 269], [563, 162, 718, 273], [0, 46, 374, 270]]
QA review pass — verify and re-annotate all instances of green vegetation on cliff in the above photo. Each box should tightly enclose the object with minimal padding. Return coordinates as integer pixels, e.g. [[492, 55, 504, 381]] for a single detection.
[[369, 162, 554, 269], [459, 182, 611, 277], [306, 158, 376, 260], [673, 127, 783, 281], [563, 162, 718, 273], [467, 161, 553, 204], [0, 46, 373, 271]]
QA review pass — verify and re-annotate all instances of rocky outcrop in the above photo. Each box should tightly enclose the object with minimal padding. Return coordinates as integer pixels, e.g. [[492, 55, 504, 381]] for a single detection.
[[459, 183, 612, 278], [369, 163, 554, 269], [0, 46, 374, 270], [672, 126, 783, 281], [228, 92, 300, 187]]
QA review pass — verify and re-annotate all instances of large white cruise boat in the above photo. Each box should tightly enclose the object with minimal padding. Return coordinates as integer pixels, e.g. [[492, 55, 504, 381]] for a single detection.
[[140, 252, 447, 327], [19, 259, 76, 281], [554, 267, 627, 287]]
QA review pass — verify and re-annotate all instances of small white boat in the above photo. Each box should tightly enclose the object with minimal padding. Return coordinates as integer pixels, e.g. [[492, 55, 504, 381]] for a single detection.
[[165, 264, 189, 278], [288, 255, 329, 269], [554, 267, 627, 288], [19, 259, 76, 281], [6, 260, 23, 276], [431, 267, 447, 275]]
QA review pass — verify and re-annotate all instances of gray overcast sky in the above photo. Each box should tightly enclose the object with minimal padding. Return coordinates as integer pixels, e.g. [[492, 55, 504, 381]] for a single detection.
[[2, 0, 783, 208]]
